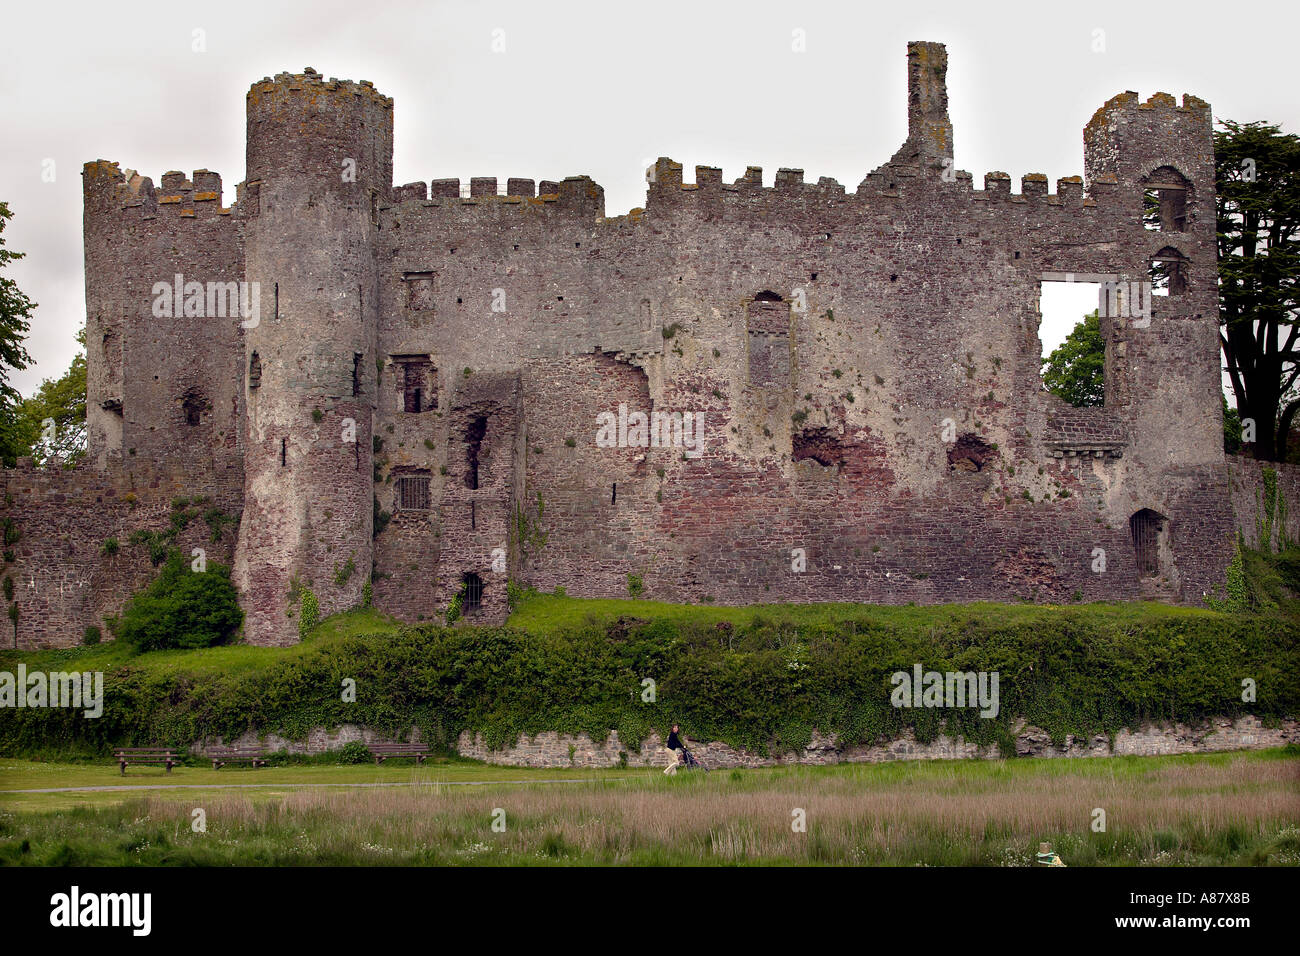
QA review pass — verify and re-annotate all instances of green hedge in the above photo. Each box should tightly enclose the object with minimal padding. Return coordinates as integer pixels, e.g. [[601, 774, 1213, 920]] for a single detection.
[[1, 604, 1296, 759]]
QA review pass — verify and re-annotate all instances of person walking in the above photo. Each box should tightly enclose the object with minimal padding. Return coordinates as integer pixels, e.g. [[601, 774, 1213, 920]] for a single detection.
[[663, 723, 686, 775]]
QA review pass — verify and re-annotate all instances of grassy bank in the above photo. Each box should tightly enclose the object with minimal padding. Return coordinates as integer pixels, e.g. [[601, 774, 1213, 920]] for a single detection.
[[1, 592, 1296, 761], [1, 750, 1296, 866]]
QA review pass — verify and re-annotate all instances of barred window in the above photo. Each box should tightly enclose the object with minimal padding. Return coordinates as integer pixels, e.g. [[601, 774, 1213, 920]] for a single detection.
[[1130, 508, 1167, 577], [396, 474, 431, 511], [462, 572, 484, 612]]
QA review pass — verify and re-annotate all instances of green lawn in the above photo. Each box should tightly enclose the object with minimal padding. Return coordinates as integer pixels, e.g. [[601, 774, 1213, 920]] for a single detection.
[[0, 607, 404, 676], [1, 750, 1296, 865], [504, 591, 1221, 635], [0, 757, 660, 812]]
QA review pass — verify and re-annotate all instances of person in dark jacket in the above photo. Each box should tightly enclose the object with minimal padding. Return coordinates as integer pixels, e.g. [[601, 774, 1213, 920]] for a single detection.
[[663, 723, 687, 775]]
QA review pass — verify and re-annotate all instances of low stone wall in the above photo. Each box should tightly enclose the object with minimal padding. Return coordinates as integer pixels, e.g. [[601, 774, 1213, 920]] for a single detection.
[[194, 716, 1298, 765]]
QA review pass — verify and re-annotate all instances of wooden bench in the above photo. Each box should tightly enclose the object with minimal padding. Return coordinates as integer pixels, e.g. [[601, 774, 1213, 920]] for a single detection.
[[209, 747, 268, 770], [115, 747, 179, 775], [370, 743, 431, 765]]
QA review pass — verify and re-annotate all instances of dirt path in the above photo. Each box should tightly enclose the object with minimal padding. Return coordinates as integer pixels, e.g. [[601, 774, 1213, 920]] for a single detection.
[[3, 777, 641, 795]]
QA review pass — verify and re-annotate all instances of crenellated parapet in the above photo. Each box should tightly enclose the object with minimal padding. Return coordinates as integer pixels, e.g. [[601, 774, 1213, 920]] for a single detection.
[[386, 174, 604, 222], [1084, 91, 1213, 191], [83, 161, 234, 221]]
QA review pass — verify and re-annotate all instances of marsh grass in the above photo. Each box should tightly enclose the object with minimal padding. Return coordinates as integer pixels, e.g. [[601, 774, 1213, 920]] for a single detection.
[[2, 751, 1296, 866]]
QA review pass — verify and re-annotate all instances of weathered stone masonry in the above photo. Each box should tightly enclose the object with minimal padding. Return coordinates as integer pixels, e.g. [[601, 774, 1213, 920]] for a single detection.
[[1, 41, 1288, 647]]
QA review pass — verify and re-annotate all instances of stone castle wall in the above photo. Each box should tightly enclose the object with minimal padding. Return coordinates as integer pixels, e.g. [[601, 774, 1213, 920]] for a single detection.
[[0, 460, 240, 649]]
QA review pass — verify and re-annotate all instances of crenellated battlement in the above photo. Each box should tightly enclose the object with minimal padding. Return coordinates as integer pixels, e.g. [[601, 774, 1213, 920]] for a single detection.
[[83, 161, 233, 220], [1086, 91, 1211, 137], [639, 155, 1116, 222], [246, 66, 392, 111], [384, 174, 605, 220]]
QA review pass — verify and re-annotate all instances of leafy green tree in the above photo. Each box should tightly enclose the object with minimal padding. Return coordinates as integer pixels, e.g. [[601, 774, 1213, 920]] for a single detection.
[[112, 551, 243, 651], [1223, 396, 1243, 454], [0, 202, 35, 462], [1042, 310, 1104, 407], [3, 326, 86, 467], [1216, 120, 1300, 461]]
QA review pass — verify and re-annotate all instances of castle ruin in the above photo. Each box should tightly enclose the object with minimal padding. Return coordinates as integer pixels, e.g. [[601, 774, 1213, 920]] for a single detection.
[[3, 41, 1269, 647]]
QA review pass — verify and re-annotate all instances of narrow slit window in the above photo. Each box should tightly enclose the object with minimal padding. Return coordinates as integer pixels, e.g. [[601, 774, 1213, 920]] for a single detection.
[[465, 415, 488, 489]]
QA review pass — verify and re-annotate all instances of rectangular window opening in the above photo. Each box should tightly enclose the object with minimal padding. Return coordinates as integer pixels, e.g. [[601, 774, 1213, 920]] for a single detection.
[[1038, 277, 1105, 409], [396, 473, 431, 511], [1143, 186, 1187, 232]]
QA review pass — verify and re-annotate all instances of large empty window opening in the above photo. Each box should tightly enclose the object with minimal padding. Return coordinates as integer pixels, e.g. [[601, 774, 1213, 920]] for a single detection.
[[1038, 276, 1105, 408], [465, 415, 488, 489], [394, 357, 435, 413]]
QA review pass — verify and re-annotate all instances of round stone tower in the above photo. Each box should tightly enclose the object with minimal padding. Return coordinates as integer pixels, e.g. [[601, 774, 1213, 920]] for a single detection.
[[234, 69, 392, 645]]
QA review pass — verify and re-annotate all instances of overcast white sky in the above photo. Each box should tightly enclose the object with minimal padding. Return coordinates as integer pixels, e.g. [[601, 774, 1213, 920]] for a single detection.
[[2, 0, 1295, 396]]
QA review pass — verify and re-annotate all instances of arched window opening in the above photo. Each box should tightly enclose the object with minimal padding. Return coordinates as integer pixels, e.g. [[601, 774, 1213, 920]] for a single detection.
[[1130, 508, 1171, 579], [1150, 247, 1189, 296]]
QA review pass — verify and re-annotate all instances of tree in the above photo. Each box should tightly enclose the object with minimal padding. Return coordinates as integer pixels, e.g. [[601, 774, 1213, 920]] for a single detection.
[[4, 327, 87, 467], [1223, 396, 1243, 455], [1216, 120, 1300, 461], [1042, 310, 1104, 407], [111, 551, 243, 651], [0, 201, 36, 462]]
